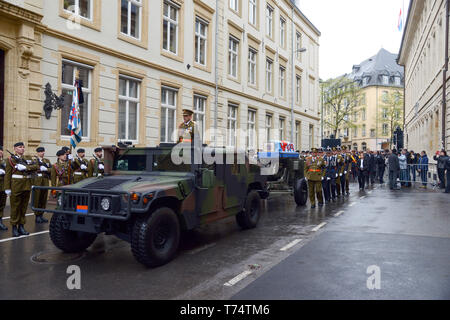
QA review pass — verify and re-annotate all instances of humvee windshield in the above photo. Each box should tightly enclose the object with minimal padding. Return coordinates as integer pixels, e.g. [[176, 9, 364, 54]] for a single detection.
[[113, 148, 192, 173]]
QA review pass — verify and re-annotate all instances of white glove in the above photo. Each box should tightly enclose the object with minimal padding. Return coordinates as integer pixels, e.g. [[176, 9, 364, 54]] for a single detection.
[[321, 177, 324, 181], [0, 169, 5, 175], [15, 164, 27, 171], [344, 171, 347, 174], [327, 177, 331, 181], [5, 190, 11, 196], [80, 164, 88, 170], [40, 165, 48, 172], [98, 164, 104, 170], [339, 173, 343, 177], [336, 173, 338, 178], [68, 154, 73, 160]]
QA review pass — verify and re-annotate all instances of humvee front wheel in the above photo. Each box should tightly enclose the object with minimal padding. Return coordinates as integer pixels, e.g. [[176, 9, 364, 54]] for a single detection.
[[49, 214, 97, 253], [236, 191, 261, 229], [131, 207, 180, 268], [294, 178, 308, 206]]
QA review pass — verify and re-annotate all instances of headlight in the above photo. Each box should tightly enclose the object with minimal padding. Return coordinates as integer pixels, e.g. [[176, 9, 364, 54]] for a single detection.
[[101, 197, 111, 211]]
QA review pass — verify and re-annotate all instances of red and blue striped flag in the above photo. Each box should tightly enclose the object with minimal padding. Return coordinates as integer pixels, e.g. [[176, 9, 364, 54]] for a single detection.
[[398, 8, 403, 32], [68, 79, 82, 148]]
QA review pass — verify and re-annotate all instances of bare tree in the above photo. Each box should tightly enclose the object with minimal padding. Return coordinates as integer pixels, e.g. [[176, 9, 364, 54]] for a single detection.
[[379, 89, 404, 149], [322, 76, 361, 138]]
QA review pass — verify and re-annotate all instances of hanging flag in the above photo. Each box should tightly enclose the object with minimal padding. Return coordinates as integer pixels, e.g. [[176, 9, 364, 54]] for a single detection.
[[398, 8, 403, 32], [67, 79, 82, 149]]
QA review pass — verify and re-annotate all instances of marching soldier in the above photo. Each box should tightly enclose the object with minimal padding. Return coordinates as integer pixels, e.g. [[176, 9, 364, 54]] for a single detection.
[[178, 108, 197, 144], [0, 146, 8, 231], [4, 142, 39, 237], [32, 147, 52, 224], [304, 148, 325, 208], [335, 147, 344, 197], [88, 147, 105, 177], [322, 149, 336, 203], [341, 146, 351, 195], [71, 148, 90, 183]]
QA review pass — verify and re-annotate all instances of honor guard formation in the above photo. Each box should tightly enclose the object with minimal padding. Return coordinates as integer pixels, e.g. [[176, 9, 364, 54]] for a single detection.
[[0, 143, 104, 237]]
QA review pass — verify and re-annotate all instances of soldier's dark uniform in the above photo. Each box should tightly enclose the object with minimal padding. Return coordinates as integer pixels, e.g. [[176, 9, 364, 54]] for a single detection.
[[341, 147, 351, 195], [32, 147, 52, 224], [322, 151, 337, 202], [0, 146, 8, 231], [71, 149, 90, 183], [4, 142, 38, 236], [335, 149, 344, 196], [304, 149, 325, 208]]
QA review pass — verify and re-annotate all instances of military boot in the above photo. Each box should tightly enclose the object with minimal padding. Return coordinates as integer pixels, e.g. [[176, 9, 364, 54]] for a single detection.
[[18, 225, 29, 236], [12, 226, 20, 237], [35, 215, 48, 224], [0, 218, 8, 231]]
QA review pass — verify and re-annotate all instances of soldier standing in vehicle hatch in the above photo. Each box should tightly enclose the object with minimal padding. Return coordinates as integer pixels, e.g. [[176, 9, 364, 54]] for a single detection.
[[304, 148, 325, 208], [178, 108, 197, 144]]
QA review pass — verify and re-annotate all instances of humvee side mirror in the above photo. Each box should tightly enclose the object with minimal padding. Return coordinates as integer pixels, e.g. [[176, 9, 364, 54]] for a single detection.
[[200, 168, 215, 188]]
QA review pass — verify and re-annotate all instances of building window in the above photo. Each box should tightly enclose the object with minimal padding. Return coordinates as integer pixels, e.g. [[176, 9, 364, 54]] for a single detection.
[[279, 117, 285, 140], [296, 32, 302, 59], [361, 108, 366, 121], [248, 48, 257, 85], [163, 1, 179, 54], [64, 0, 93, 20], [394, 77, 401, 86], [247, 109, 256, 150], [362, 142, 367, 151], [228, 37, 239, 78], [230, 0, 238, 12], [363, 77, 369, 86], [194, 95, 206, 142], [280, 17, 286, 47], [362, 124, 366, 137], [279, 66, 285, 98], [382, 90, 388, 102], [266, 114, 272, 143], [195, 18, 207, 66], [370, 129, 376, 138], [227, 104, 238, 147], [266, 58, 273, 93], [353, 112, 357, 122], [295, 121, 300, 149], [266, 5, 273, 38], [394, 109, 400, 120], [121, 0, 142, 39], [296, 75, 301, 104], [161, 87, 177, 143], [61, 60, 91, 138], [353, 127, 357, 138], [382, 108, 388, 119], [382, 123, 389, 136], [249, 0, 256, 25], [119, 76, 140, 141], [382, 75, 389, 85], [360, 93, 366, 105], [309, 125, 314, 149]]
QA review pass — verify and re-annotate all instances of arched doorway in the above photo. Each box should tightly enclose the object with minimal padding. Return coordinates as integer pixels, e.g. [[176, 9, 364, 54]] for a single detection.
[[362, 142, 367, 151], [353, 143, 358, 151]]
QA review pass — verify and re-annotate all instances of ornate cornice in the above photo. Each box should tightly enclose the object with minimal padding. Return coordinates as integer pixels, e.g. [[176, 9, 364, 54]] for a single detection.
[[0, 1, 43, 25]]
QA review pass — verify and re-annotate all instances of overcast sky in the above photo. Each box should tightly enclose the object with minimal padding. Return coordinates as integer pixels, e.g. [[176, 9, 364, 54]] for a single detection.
[[299, 0, 410, 80]]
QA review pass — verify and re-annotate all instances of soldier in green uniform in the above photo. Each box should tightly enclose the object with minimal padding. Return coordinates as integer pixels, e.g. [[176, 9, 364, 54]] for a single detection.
[[71, 148, 90, 184], [0, 146, 8, 231], [178, 108, 197, 143], [4, 142, 38, 237], [32, 147, 52, 224], [62, 146, 73, 184], [88, 147, 105, 177], [304, 148, 325, 208], [51, 150, 70, 188]]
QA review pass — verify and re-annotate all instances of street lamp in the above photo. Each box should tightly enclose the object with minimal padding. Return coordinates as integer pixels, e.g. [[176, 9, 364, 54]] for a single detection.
[[291, 47, 307, 147]]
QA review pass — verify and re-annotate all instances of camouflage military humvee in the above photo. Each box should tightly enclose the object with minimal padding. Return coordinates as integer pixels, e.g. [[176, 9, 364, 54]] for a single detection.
[[32, 144, 268, 268]]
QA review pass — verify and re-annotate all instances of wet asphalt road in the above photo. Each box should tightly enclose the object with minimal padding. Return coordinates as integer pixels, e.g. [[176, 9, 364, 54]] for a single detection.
[[0, 182, 449, 300]]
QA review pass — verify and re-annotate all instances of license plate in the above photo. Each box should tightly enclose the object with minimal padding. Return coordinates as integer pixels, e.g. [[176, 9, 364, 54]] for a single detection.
[[76, 205, 88, 214]]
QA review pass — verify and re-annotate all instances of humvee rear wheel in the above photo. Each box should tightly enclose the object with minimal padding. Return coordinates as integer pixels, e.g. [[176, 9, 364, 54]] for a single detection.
[[131, 207, 180, 268], [236, 191, 261, 229], [49, 214, 97, 253], [294, 178, 308, 206]]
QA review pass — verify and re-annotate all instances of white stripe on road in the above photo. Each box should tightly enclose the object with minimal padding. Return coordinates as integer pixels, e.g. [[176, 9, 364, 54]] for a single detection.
[[334, 210, 345, 217], [311, 222, 327, 232], [0, 230, 49, 243], [349, 202, 356, 207], [224, 270, 253, 287], [280, 239, 302, 252], [2, 213, 35, 221], [360, 196, 366, 200], [368, 191, 373, 194]]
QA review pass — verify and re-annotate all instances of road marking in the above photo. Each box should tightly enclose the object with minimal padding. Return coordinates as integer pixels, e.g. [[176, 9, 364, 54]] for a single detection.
[[224, 270, 253, 287], [0, 230, 49, 243], [187, 243, 217, 255], [311, 222, 327, 232], [368, 191, 373, 194], [2, 213, 35, 221], [280, 239, 302, 252], [349, 202, 356, 207], [334, 210, 345, 217], [360, 196, 366, 200]]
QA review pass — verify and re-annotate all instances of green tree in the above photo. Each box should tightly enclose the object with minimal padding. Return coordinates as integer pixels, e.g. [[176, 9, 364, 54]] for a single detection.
[[379, 90, 404, 149], [322, 76, 361, 138]]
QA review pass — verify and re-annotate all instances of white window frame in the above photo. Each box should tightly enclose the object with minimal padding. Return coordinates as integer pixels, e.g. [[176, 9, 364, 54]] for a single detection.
[[163, 1, 179, 54], [266, 5, 273, 38], [296, 32, 302, 59], [228, 37, 239, 78], [382, 123, 389, 135], [195, 18, 208, 66], [280, 17, 286, 47], [296, 75, 301, 104], [64, 0, 93, 21], [295, 121, 300, 149], [118, 75, 141, 143], [121, 0, 143, 40], [395, 76, 401, 86], [266, 58, 273, 93], [249, 0, 256, 25], [279, 117, 285, 140], [161, 86, 178, 143], [61, 59, 92, 140], [362, 124, 366, 137], [266, 114, 272, 143], [227, 104, 238, 147], [382, 75, 389, 85], [230, 0, 239, 12], [363, 77, 369, 86], [194, 95, 206, 142], [247, 109, 256, 150], [248, 48, 257, 85], [279, 66, 285, 98]]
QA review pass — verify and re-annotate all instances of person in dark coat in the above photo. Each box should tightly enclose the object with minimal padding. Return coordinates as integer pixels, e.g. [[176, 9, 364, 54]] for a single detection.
[[433, 150, 449, 189], [368, 151, 377, 185], [445, 155, 450, 194], [376, 151, 386, 184], [388, 149, 400, 190], [356, 151, 370, 190], [418, 151, 429, 188], [408, 150, 418, 182]]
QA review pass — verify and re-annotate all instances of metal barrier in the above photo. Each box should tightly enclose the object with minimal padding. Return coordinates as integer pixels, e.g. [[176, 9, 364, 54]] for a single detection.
[[395, 163, 440, 189]]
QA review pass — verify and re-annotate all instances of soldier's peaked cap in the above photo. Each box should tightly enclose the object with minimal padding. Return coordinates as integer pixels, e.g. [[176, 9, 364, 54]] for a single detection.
[[342, 146, 347, 150], [94, 147, 102, 153], [14, 142, 24, 148], [62, 146, 70, 152], [311, 148, 318, 153], [77, 148, 85, 154], [182, 108, 194, 116], [56, 150, 65, 157], [36, 147, 45, 152]]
